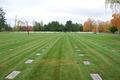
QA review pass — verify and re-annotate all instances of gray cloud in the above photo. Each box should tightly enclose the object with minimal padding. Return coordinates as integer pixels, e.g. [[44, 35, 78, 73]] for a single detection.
[[1, 0, 113, 26]]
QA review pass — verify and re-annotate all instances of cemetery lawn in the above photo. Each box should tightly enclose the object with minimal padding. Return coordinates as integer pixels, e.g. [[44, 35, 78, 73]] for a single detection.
[[0, 32, 120, 80]]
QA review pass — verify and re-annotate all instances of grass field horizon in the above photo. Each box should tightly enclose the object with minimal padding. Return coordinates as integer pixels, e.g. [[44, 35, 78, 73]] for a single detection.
[[0, 32, 120, 80]]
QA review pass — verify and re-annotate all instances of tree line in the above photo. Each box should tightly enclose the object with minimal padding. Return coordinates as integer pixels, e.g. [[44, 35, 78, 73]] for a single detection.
[[83, 13, 120, 34], [0, 7, 120, 34], [32, 21, 83, 32], [0, 8, 83, 32], [13, 20, 83, 32]]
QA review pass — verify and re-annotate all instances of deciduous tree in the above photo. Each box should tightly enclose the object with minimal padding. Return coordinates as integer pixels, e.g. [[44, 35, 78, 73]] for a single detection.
[[33, 22, 43, 31], [111, 13, 120, 33], [83, 18, 95, 32], [106, 0, 120, 12]]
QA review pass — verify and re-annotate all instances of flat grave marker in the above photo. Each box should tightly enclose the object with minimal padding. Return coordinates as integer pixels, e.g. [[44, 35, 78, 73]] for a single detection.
[[90, 73, 103, 80], [83, 61, 91, 65], [79, 54, 84, 56], [36, 53, 41, 56], [25, 59, 33, 64], [5, 71, 21, 79]]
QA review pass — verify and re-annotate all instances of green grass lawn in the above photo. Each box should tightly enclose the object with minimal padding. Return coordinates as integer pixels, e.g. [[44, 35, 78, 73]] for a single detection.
[[0, 32, 120, 80]]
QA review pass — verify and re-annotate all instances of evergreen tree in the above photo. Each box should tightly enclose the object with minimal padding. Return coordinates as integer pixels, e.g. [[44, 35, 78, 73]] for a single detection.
[[0, 8, 6, 31]]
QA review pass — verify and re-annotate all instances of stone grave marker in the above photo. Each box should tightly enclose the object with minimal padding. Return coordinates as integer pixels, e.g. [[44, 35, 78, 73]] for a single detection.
[[90, 73, 103, 80], [5, 71, 21, 79], [83, 61, 91, 65], [25, 59, 33, 64]]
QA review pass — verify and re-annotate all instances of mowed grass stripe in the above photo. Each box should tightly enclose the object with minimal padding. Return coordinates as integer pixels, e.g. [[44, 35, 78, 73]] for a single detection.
[[15, 34, 62, 80], [75, 33, 120, 69], [0, 33, 61, 80], [0, 32, 120, 80], [81, 36, 120, 66], [16, 34, 63, 80], [72, 33, 120, 80], [0, 34, 56, 64], [0, 38, 47, 79], [59, 34, 85, 80], [1, 32, 60, 65], [67, 33, 92, 80], [0, 33, 58, 57], [16, 33, 84, 80], [84, 34, 120, 61]]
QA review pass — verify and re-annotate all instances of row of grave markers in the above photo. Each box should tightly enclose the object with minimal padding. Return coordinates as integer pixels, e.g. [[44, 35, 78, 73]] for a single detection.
[[7, 47, 103, 80], [76, 48, 103, 80], [6, 49, 43, 79]]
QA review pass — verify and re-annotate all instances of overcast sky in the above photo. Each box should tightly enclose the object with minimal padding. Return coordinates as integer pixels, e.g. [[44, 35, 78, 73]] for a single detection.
[[1, 0, 113, 26]]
